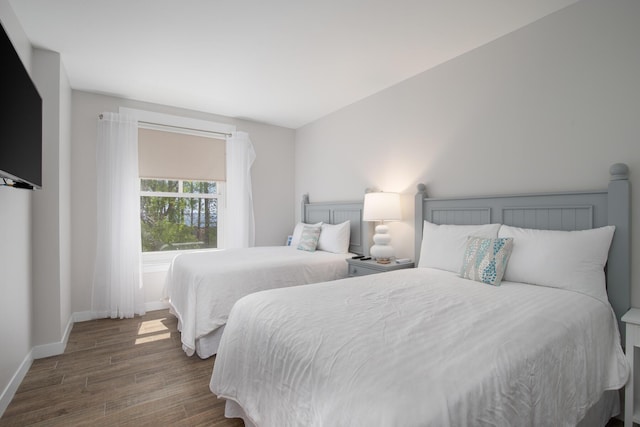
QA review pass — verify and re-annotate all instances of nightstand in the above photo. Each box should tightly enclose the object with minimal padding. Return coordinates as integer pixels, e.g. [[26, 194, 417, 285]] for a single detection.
[[346, 258, 414, 277], [623, 308, 640, 427]]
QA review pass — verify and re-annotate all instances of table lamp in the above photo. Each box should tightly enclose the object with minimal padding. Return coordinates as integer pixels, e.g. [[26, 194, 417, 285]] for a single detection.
[[362, 191, 401, 264]]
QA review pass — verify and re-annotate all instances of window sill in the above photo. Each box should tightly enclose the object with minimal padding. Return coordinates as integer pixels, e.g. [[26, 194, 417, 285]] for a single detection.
[[141, 249, 223, 273]]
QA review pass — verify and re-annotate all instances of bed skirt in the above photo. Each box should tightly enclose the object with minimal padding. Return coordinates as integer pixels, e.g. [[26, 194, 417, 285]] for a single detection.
[[193, 325, 225, 359]]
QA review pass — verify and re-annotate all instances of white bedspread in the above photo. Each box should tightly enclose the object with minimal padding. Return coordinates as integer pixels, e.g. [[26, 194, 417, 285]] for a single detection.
[[210, 268, 629, 427], [164, 246, 351, 357]]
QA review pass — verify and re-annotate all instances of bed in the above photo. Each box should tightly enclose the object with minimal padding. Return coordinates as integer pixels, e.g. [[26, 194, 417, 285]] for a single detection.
[[209, 164, 631, 426], [164, 195, 372, 359]]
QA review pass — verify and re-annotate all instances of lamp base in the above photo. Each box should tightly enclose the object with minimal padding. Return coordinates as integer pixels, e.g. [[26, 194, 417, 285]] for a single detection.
[[370, 223, 395, 264]]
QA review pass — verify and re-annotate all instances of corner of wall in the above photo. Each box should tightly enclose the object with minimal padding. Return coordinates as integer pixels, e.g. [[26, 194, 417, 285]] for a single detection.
[[31, 314, 73, 359], [0, 350, 33, 418]]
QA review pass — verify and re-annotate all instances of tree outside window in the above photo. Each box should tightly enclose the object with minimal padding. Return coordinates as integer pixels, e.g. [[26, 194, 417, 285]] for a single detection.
[[140, 179, 220, 252]]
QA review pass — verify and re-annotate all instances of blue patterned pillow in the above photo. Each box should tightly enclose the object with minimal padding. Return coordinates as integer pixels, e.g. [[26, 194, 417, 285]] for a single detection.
[[460, 236, 514, 286], [297, 225, 321, 252]]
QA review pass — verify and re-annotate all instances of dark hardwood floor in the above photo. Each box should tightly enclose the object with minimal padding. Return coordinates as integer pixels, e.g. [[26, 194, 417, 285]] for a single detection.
[[0, 308, 628, 426], [0, 309, 243, 426]]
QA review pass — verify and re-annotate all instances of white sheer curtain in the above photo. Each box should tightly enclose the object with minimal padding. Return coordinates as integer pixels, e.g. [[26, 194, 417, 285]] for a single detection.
[[92, 112, 145, 319], [225, 131, 256, 248]]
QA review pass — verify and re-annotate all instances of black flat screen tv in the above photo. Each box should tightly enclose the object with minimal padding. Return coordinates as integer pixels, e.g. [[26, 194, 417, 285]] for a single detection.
[[0, 20, 42, 190]]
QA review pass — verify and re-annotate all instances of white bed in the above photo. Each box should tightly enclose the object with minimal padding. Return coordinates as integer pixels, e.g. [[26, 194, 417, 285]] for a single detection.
[[211, 268, 627, 426], [164, 196, 372, 358], [208, 164, 631, 426], [166, 246, 354, 358]]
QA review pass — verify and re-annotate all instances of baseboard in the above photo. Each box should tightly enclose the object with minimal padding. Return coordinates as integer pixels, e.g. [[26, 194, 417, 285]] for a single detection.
[[0, 350, 33, 418], [32, 314, 74, 359], [1, 316, 72, 416]]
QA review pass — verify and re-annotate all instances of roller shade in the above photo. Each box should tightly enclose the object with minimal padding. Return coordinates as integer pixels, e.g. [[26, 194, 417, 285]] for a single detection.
[[138, 128, 226, 181]]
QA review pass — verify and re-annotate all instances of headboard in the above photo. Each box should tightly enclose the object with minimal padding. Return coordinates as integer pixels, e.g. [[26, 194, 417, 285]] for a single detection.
[[302, 194, 372, 256], [415, 163, 631, 338]]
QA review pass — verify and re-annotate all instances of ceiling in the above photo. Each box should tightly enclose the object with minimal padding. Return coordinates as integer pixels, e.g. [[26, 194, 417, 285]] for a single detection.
[[9, 0, 579, 129]]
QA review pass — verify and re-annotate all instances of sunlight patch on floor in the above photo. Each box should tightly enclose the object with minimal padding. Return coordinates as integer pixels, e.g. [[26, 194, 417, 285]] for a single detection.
[[135, 319, 171, 344], [135, 332, 171, 345], [138, 319, 169, 333]]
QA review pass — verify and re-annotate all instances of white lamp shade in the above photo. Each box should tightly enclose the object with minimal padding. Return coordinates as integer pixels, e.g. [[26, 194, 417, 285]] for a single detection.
[[362, 192, 401, 222]]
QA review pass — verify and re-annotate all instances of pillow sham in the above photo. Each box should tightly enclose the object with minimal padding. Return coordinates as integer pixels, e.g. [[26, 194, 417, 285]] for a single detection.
[[417, 221, 501, 273], [460, 236, 514, 286], [297, 225, 321, 252], [498, 224, 615, 302], [290, 222, 322, 247], [317, 220, 351, 254]]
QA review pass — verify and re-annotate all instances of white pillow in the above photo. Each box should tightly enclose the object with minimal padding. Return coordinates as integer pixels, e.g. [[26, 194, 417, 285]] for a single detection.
[[290, 222, 322, 248], [317, 220, 351, 254], [417, 221, 501, 272], [498, 224, 615, 302]]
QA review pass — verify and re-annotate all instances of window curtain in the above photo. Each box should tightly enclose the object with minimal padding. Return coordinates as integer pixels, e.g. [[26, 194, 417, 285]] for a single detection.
[[92, 112, 145, 319], [225, 131, 256, 248]]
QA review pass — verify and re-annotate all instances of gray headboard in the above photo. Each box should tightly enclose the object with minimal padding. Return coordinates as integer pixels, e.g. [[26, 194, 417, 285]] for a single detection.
[[415, 163, 631, 338], [302, 194, 372, 256]]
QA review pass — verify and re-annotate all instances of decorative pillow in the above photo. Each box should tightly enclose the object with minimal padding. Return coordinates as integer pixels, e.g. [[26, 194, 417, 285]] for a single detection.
[[417, 221, 502, 273], [460, 237, 514, 286], [290, 222, 322, 248], [297, 225, 321, 252], [317, 220, 351, 253], [498, 224, 615, 302]]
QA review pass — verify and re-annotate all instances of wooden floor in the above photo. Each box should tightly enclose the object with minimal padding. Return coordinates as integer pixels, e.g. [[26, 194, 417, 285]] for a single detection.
[[0, 309, 243, 427]]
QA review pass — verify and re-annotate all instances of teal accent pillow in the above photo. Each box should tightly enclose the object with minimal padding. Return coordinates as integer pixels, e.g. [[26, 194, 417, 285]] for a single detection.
[[297, 225, 321, 252], [460, 236, 514, 286]]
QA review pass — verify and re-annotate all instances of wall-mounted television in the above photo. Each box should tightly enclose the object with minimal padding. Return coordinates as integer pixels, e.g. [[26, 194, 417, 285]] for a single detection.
[[0, 20, 42, 190]]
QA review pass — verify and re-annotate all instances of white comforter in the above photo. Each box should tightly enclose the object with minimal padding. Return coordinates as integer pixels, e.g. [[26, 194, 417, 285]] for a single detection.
[[210, 268, 629, 427], [165, 246, 351, 357]]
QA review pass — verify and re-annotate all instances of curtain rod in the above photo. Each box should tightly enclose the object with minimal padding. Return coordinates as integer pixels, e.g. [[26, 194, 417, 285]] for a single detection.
[[98, 114, 232, 138]]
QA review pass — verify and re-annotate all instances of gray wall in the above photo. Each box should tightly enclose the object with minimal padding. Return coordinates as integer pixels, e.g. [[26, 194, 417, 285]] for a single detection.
[[295, 0, 640, 304], [70, 91, 296, 313]]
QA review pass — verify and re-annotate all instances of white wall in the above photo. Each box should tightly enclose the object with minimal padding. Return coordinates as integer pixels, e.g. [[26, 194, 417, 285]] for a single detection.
[[0, 0, 34, 414], [295, 0, 640, 303], [31, 48, 73, 352], [58, 55, 72, 342], [70, 91, 296, 313], [0, 190, 32, 415]]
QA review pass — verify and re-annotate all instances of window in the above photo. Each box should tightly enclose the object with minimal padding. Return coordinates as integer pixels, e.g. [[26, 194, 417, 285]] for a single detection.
[[119, 108, 236, 270], [132, 115, 233, 256], [137, 126, 226, 254], [140, 179, 222, 252]]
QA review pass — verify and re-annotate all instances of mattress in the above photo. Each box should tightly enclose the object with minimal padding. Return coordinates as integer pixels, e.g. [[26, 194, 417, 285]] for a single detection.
[[209, 267, 629, 426], [164, 245, 352, 358]]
